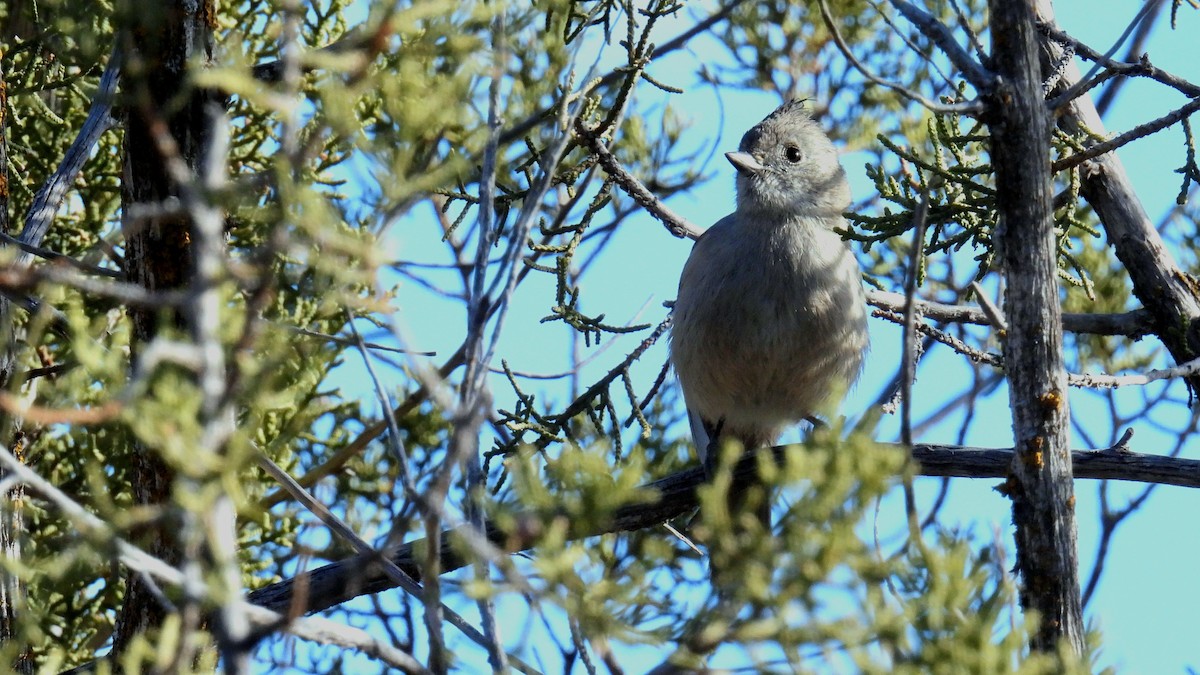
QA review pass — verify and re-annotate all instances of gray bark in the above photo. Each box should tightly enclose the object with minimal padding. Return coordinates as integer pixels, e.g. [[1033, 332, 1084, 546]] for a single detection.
[[987, 0, 1084, 653]]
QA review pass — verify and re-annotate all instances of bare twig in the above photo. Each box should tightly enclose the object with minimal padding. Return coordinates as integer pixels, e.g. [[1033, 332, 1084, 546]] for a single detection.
[[819, 0, 983, 115], [1092, 2, 1170, 114], [0, 264, 188, 307], [968, 281, 1008, 332], [1052, 96, 1200, 173], [1068, 355, 1200, 388], [873, 308, 1002, 367], [889, 0, 996, 91], [0, 232, 120, 278], [866, 289, 1151, 337], [256, 347, 463, 509], [573, 118, 703, 240], [1044, 0, 1169, 111], [898, 179, 932, 559], [900, 185, 932, 447], [254, 452, 542, 674], [498, 0, 753, 146], [281, 324, 428, 355], [1036, 0, 1200, 398], [0, 393, 121, 425], [1042, 24, 1200, 97], [240, 606, 432, 675]]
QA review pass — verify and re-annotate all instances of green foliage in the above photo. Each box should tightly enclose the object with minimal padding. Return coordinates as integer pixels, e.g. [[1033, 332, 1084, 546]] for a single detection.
[[845, 91, 1119, 302], [494, 425, 1097, 673], [0, 0, 1163, 670], [848, 97, 996, 285], [0, 0, 426, 667], [2, 0, 119, 256]]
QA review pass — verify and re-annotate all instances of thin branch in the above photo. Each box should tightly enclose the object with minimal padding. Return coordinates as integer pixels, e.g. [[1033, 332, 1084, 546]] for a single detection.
[[254, 452, 543, 675], [0, 232, 120, 278], [251, 27, 374, 83], [0, 439, 430, 675], [0, 263, 189, 308], [498, 0, 753, 146], [888, 0, 997, 91], [819, 0, 983, 115], [281, 323, 429, 355], [968, 281, 1008, 332], [872, 307, 1002, 367], [0, 393, 121, 425], [898, 179, 932, 558], [255, 342, 466, 511], [1043, 0, 1170, 110], [1035, 0, 1200, 397], [1069, 354, 1200, 388], [1052, 95, 1200, 173], [875, 300, 1200, 392], [573, 118, 702, 240], [900, 185, 932, 447], [240, 606, 433, 675], [947, 0, 987, 62], [1039, 20, 1200, 96], [866, 289, 1151, 337], [1093, 1, 1169, 114]]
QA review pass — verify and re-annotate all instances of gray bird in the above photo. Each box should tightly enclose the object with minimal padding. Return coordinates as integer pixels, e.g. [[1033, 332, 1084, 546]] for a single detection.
[[670, 100, 869, 525]]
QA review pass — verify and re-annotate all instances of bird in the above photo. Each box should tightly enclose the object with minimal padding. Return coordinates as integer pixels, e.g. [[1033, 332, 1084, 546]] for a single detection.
[[669, 99, 869, 534]]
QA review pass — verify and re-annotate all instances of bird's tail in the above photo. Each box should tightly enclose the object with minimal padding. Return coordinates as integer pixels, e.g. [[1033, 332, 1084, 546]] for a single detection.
[[690, 414, 773, 587]]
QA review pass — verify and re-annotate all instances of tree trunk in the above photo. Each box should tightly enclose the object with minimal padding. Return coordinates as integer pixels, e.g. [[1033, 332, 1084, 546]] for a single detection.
[[0, 49, 34, 675], [112, 0, 220, 655], [986, 0, 1085, 653]]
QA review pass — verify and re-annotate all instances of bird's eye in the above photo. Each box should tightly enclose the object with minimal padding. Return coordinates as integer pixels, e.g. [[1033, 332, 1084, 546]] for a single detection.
[[784, 145, 802, 163]]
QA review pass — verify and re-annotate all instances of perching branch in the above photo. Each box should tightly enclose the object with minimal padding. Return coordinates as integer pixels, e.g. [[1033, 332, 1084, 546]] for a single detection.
[[246, 438, 1200, 619]]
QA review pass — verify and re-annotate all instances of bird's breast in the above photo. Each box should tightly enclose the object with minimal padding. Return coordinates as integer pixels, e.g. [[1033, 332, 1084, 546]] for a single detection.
[[670, 219, 868, 432]]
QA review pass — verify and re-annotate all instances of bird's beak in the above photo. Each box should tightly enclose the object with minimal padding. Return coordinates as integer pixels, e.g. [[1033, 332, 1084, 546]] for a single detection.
[[725, 151, 765, 176]]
